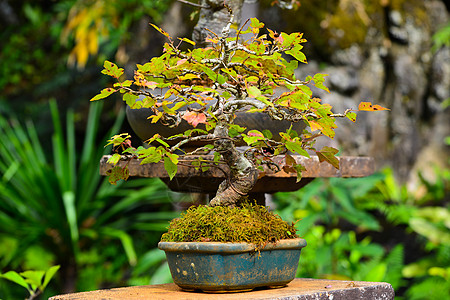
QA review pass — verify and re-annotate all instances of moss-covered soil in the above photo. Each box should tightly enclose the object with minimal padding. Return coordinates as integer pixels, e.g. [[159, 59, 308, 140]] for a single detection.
[[160, 202, 298, 247]]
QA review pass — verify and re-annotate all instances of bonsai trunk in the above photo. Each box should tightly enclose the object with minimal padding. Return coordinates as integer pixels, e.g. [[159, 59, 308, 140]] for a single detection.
[[209, 120, 258, 207], [192, 0, 255, 207]]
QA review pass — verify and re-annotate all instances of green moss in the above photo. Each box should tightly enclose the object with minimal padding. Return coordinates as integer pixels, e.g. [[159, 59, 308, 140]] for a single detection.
[[160, 201, 298, 247]]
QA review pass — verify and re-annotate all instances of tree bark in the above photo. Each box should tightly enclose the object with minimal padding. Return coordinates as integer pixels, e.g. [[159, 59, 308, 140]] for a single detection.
[[192, 0, 244, 47], [208, 121, 258, 207]]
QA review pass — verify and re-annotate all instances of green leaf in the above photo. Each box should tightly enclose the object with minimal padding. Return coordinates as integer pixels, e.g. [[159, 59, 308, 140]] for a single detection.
[[222, 91, 232, 99], [346, 112, 357, 122], [42, 266, 60, 290], [250, 17, 264, 29], [247, 86, 262, 98], [123, 93, 140, 108], [217, 74, 226, 85], [228, 124, 246, 138], [139, 147, 163, 164], [107, 153, 121, 165], [164, 156, 177, 180], [116, 80, 133, 88], [107, 166, 129, 185], [279, 32, 297, 47], [257, 96, 274, 107], [285, 44, 306, 63], [299, 85, 313, 96], [250, 17, 264, 34], [156, 138, 170, 148], [247, 129, 264, 138], [201, 66, 217, 82], [313, 117, 336, 138], [316, 146, 340, 169], [101, 60, 124, 78], [243, 130, 265, 145], [201, 163, 210, 172], [214, 152, 221, 163], [262, 129, 273, 139], [90, 88, 116, 101], [312, 73, 329, 92], [166, 152, 179, 164], [1, 271, 30, 290], [20, 270, 45, 290], [293, 163, 306, 183], [221, 68, 237, 78], [105, 133, 131, 147], [285, 140, 310, 157]]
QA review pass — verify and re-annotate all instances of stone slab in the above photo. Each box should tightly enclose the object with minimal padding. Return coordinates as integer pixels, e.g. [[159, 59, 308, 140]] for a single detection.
[[49, 278, 394, 300], [99, 155, 375, 193]]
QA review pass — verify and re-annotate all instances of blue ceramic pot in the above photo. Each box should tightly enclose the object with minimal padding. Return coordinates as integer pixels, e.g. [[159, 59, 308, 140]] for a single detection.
[[158, 238, 307, 292]]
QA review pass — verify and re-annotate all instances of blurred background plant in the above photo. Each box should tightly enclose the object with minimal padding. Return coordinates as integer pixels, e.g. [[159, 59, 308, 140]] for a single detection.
[[0, 100, 182, 298], [1, 0, 448, 299], [275, 166, 449, 299]]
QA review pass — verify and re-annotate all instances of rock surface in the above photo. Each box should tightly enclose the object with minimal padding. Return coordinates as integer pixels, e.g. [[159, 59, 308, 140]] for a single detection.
[[259, 0, 449, 186]]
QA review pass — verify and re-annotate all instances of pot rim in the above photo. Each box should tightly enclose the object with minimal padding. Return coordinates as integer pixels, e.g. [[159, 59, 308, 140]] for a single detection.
[[158, 238, 306, 253]]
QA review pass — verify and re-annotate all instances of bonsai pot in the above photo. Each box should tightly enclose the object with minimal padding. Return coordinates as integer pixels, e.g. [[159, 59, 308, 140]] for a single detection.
[[158, 238, 307, 292]]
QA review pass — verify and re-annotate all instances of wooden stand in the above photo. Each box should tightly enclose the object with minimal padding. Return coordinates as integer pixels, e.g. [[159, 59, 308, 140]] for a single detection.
[[49, 278, 394, 299]]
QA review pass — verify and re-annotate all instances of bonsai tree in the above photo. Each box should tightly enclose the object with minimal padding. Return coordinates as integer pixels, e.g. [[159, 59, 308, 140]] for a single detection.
[[91, 10, 387, 208]]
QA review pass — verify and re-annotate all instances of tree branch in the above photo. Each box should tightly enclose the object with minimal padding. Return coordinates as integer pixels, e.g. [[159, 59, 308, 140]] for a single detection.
[[169, 134, 215, 152], [223, 99, 265, 111]]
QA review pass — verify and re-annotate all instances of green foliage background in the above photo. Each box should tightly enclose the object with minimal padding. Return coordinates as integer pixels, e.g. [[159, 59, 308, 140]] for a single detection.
[[0, 1, 448, 299]]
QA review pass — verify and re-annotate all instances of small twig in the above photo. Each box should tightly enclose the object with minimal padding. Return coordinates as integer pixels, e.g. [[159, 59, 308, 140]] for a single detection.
[[232, 44, 275, 57], [177, 0, 209, 9], [179, 158, 226, 165], [169, 134, 238, 153], [227, 62, 259, 75], [235, 18, 250, 43], [302, 133, 323, 143], [204, 28, 219, 39], [274, 77, 308, 86], [260, 159, 282, 173], [185, 145, 214, 155], [177, 159, 234, 188]]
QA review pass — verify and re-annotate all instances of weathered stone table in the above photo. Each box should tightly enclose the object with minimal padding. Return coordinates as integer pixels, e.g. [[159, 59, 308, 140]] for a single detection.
[[49, 278, 394, 299], [99, 155, 375, 203], [49, 155, 394, 299]]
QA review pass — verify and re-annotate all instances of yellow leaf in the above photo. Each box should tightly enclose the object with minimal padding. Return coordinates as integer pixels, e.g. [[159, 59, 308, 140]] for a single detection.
[[358, 102, 389, 111], [87, 29, 98, 55], [75, 42, 89, 68], [178, 74, 200, 81], [308, 120, 323, 132]]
